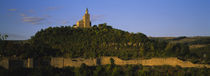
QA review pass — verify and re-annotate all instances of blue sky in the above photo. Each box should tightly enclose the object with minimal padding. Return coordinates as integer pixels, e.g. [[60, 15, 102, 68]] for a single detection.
[[0, 0, 209, 40]]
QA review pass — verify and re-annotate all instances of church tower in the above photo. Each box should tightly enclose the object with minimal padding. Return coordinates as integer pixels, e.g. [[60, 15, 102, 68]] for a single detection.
[[83, 8, 91, 28], [75, 8, 91, 28]]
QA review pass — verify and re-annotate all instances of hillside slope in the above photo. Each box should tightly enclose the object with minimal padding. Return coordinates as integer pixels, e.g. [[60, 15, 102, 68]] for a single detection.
[[29, 24, 190, 59]]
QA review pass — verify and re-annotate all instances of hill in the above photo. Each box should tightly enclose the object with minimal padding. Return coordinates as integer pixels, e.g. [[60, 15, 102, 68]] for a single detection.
[[0, 23, 208, 64], [26, 23, 190, 59]]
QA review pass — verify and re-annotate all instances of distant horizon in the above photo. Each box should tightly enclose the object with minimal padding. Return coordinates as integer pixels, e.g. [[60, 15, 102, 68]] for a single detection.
[[0, 0, 209, 40]]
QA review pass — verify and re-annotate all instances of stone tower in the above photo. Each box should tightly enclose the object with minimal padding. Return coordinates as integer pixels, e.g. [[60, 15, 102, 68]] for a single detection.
[[75, 8, 91, 28]]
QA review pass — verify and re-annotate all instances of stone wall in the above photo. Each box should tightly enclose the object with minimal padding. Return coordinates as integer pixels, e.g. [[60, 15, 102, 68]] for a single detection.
[[50, 57, 210, 68]]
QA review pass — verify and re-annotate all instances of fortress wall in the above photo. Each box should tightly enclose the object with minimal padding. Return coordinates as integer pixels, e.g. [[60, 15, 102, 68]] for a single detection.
[[51, 57, 64, 68], [50, 57, 210, 68], [64, 58, 96, 67], [51, 58, 97, 68], [112, 57, 210, 68], [100, 57, 111, 65], [1, 57, 208, 69]]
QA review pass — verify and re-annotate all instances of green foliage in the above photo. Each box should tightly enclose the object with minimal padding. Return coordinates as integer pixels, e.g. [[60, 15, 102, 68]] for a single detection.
[[0, 34, 8, 55], [0, 34, 8, 40], [26, 24, 190, 59], [151, 36, 210, 64], [29, 24, 150, 58], [0, 41, 60, 58], [189, 37, 210, 45], [110, 58, 115, 65], [164, 43, 190, 57], [171, 36, 186, 41], [189, 44, 210, 64], [0, 66, 8, 76], [0, 24, 191, 60], [0, 65, 209, 76], [111, 66, 122, 76]]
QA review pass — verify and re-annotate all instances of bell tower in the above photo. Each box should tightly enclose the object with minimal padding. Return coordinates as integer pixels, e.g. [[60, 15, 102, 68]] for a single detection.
[[75, 8, 91, 28], [83, 8, 91, 28], [85, 8, 88, 14]]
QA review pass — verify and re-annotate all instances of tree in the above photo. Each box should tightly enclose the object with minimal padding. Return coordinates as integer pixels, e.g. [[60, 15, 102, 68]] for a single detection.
[[0, 34, 8, 57], [0, 34, 8, 40], [110, 58, 115, 65], [94, 66, 103, 76], [111, 66, 121, 76]]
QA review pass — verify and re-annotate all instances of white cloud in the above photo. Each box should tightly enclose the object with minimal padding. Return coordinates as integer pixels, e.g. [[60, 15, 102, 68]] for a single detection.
[[20, 13, 26, 17], [28, 10, 35, 13], [45, 7, 60, 11], [62, 20, 70, 24], [8, 9, 17, 11], [91, 15, 105, 22], [23, 17, 45, 24]]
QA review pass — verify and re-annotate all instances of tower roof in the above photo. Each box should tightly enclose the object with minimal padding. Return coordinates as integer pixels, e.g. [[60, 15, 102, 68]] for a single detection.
[[85, 8, 88, 14]]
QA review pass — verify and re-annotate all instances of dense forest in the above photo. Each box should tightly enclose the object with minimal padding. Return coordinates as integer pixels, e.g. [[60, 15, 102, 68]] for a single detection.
[[0, 23, 191, 60]]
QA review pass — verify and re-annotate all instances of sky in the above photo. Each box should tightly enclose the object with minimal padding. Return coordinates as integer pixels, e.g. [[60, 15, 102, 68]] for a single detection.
[[0, 0, 210, 40]]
